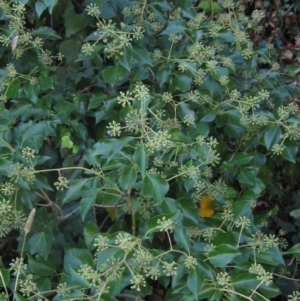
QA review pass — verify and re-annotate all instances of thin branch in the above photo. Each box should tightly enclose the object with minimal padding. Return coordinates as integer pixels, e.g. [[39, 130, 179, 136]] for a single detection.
[[117, 293, 145, 301]]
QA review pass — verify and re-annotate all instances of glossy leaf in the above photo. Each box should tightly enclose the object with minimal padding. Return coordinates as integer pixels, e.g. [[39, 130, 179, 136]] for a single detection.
[[102, 65, 128, 85], [187, 267, 205, 299], [208, 244, 241, 267], [142, 173, 169, 203]]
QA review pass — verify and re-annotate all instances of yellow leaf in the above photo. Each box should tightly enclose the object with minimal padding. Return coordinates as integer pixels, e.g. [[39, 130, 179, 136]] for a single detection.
[[105, 207, 118, 221], [199, 195, 214, 217]]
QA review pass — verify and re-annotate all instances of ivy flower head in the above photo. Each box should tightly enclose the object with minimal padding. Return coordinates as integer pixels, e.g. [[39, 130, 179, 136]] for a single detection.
[[125, 109, 148, 133], [54, 176, 69, 191], [184, 256, 197, 270], [162, 261, 177, 276], [107, 120, 122, 136], [157, 216, 176, 232], [94, 234, 109, 251], [117, 91, 133, 107], [235, 216, 251, 229], [216, 271, 231, 288], [130, 274, 146, 291], [22, 147, 35, 161], [0, 182, 15, 196], [86, 3, 101, 17], [115, 232, 136, 253]]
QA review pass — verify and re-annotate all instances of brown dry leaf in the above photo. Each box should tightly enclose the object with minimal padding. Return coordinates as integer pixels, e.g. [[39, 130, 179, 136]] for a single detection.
[[254, 0, 263, 9], [295, 36, 300, 48], [156, 232, 166, 242], [281, 49, 293, 61]]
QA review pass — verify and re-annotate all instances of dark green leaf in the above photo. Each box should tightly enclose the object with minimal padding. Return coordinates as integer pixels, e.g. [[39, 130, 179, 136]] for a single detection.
[[282, 140, 298, 163], [0, 269, 10, 287], [208, 244, 241, 267], [132, 45, 152, 66], [38, 75, 54, 90], [63, 179, 89, 204], [161, 20, 186, 35], [84, 221, 99, 249], [142, 173, 169, 203], [28, 255, 56, 276], [35, 1, 47, 17], [64, 7, 87, 37], [133, 143, 148, 178], [264, 127, 281, 150], [28, 229, 54, 260], [59, 39, 82, 65], [187, 268, 205, 299], [234, 153, 254, 167], [238, 167, 256, 185], [34, 27, 61, 40], [102, 65, 128, 85], [64, 248, 94, 274], [119, 165, 137, 189]]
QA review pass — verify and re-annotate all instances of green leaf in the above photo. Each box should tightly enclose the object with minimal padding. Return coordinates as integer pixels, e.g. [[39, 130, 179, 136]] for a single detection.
[[170, 73, 192, 92], [208, 244, 241, 267], [132, 45, 152, 66], [38, 75, 54, 90], [283, 243, 300, 260], [177, 197, 199, 226], [168, 128, 193, 143], [59, 39, 82, 65], [0, 269, 10, 287], [161, 20, 186, 35], [187, 268, 205, 299], [234, 153, 254, 167], [252, 246, 284, 265], [63, 179, 89, 204], [198, 0, 222, 13], [28, 255, 56, 276], [290, 209, 300, 219], [142, 173, 169, 203], [133, 144, 148, 178], [197, 283, 215, 299], [238, 167, 256, 185], [84, 221, 99, 249], [80, 193, 96, 221], [61, 135, 73, 149], [107, 136, 135, 162], [174, 225, 190, 251], [44, 0, 58, 14], [119, 165, 137, 189], [6, 80, 21, 99], [102, 65, 128, 85], [282, 140, 298, 163], [258, 283, 281, 298], [88, 93, 106, 110], [64, 7, 87, 37], [35, 1, 47, 17], [118, 45, 133, 71], [28, 229, 53, 260], [264, 126, 281, 150], [64, 248, 94, 274], [34, 27, 61, 40], [231, 272, 259, 289], [97, 248, 123, 270], [201, 108, 217, 122]]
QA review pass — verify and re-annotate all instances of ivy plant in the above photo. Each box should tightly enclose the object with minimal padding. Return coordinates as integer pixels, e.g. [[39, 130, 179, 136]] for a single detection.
[[0, 0, 300, 300]]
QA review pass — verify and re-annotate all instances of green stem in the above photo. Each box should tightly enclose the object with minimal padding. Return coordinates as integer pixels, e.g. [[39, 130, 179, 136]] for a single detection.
[[125, 190, 136, 236], [0, 137, 15, 152]]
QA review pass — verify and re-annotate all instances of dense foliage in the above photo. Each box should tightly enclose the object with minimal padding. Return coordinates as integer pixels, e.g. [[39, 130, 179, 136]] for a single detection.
[[1, 0, 300, 300]]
